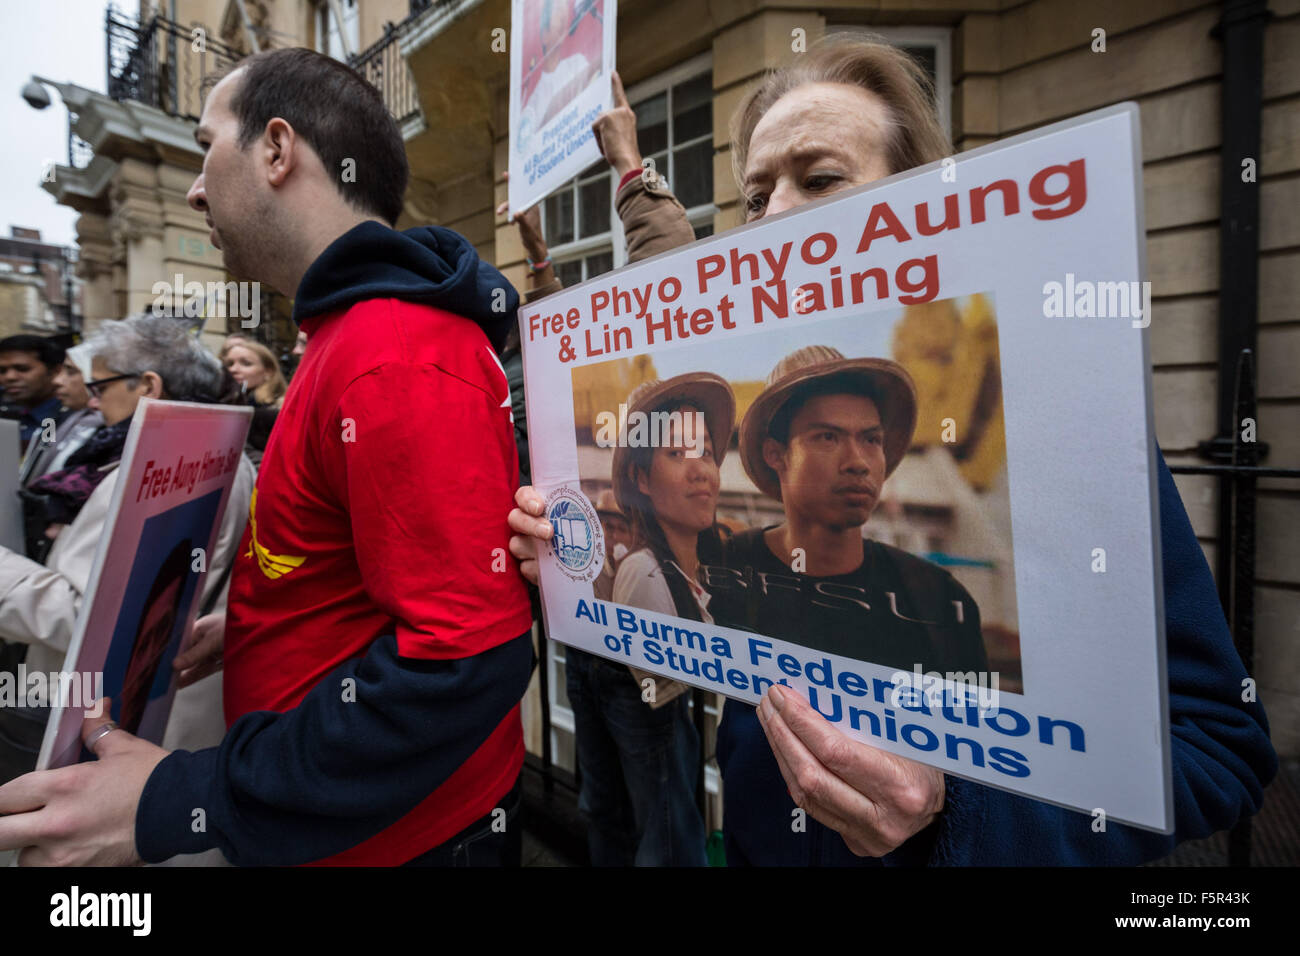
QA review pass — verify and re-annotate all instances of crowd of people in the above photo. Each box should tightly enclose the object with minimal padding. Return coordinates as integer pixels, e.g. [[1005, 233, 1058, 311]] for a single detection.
[[0, 35, 1277, 868], [0, 322, 288, 788]]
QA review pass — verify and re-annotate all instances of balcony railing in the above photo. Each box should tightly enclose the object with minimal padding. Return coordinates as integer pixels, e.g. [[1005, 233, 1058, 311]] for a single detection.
[[104, 2, 424, 133], [105, 4, 243, 121], [350, 22, 422, 129]]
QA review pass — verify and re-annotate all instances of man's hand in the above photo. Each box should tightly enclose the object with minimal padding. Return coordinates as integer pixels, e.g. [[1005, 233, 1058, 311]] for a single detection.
[[174, 611, 225, 688], [507, 484, 551, 585], [756, 684, 945, 858], [495, 172, 549, 263], [0, 699, 168, 866], [591, 72, 642, 178]]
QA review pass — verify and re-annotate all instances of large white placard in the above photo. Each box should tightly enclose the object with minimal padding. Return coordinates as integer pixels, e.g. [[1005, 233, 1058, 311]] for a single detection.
[[520, 104, 1173, 832]]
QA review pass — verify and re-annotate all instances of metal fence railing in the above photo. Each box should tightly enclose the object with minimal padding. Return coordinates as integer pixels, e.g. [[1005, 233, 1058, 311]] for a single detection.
[[1167, 346, 1300, 867], [105, 4, 243, 122]]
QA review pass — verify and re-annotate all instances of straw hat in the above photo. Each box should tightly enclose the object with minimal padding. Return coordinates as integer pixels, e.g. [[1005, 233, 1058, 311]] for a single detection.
[[611, 372, 735, 514], [738, 345, 917, 501]]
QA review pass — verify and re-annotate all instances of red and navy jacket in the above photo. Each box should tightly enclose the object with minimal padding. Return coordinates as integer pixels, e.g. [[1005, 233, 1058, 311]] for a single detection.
[[135, 222, 534, 865]]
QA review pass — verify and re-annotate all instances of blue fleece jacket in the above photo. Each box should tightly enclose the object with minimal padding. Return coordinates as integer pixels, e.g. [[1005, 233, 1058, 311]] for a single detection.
[[716, 451, 1278, 866], [135, 223, 532, 866]]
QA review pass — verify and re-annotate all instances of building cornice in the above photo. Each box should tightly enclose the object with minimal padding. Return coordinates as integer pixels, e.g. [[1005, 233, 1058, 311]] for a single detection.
[[400, 0, 486, 58], [38, 79, 203, 174], [41, 154, 119, 211]]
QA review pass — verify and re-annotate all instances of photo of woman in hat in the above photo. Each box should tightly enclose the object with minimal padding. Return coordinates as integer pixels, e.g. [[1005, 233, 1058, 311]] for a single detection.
[[610, 372, 735, 626], [560, 371, 733, 867]]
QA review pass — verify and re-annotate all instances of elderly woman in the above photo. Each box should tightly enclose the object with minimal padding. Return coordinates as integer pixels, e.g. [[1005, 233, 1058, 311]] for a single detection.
[[0, 314, 255, 790], [505, 33, 1275, 866]]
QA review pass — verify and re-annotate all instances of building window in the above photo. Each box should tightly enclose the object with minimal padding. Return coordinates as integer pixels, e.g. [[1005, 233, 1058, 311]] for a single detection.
[[827, 25, 952, 137], [317, 0, 360, 61], [540, 52, 715, 281]]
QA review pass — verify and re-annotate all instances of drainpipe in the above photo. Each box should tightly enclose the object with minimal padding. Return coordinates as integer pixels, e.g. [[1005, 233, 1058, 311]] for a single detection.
[[1203, 0, 1272, 867]]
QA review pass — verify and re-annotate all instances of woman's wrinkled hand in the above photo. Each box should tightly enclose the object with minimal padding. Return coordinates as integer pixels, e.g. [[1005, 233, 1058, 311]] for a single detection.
[[507, 485, 552, 585]]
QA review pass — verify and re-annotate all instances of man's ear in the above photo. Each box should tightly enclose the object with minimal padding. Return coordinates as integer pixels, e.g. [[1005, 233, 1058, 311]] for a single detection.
[[263, 117, 298, 187], [762, 436, 788, 479], [139, 371, 166, 400]]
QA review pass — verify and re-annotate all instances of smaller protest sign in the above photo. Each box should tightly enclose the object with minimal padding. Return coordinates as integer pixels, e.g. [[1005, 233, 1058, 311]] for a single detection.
[[508, 0, 618, 214], [36, 399, 251, 770]]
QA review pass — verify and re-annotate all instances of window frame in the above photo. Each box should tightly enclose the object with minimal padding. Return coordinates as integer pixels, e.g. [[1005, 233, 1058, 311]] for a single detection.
[[826, 24, 952, 137], [316, 0, 360, 61], [538, 51, 716, 278]]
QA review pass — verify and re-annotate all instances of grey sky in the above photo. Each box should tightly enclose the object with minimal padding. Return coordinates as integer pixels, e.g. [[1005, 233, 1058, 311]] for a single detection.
[[0, 0, 108, 247]]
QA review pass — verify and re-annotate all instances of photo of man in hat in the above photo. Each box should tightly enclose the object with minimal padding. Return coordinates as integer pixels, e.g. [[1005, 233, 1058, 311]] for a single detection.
[[704, 345, 990, 676]]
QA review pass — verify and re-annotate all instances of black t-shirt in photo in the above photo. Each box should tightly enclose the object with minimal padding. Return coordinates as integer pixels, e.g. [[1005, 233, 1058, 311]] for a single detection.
[[702, 527, 990, 675]]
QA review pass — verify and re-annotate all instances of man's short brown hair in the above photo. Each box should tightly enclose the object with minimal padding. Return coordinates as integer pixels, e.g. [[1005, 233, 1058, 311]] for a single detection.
[[220, 47, 409, 225]]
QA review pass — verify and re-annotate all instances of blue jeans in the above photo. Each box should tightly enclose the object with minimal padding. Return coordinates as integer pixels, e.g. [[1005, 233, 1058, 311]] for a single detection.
[[565, 648, 706, 866]]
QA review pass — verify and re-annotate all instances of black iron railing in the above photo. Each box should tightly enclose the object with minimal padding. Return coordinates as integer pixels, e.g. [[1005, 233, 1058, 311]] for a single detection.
[[104, 2, 425, 131], [105, 4, 243, 122], [1168, 346, 1300, 867]]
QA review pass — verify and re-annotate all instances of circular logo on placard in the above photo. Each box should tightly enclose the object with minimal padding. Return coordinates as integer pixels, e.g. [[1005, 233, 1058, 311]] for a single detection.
[[545, 486, 604, 583]]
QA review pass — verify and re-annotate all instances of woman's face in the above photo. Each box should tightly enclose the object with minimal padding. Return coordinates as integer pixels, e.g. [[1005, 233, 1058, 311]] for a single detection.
[[53, 359, 90, 410], [742, 82, 894, 222], [224, 345, 266, 389], [90, 356, 147, 427], [636, 411, 720, 537]]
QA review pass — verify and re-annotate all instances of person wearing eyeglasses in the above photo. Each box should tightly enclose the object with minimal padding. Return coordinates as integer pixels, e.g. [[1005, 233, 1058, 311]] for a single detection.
[[0, 315, 256, 810]]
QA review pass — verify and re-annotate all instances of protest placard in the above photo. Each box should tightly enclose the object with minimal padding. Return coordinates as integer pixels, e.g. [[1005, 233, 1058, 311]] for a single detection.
[[521, 103, 1174, 832], [36, 398, 251, 770], [508, 0, 617, 214]]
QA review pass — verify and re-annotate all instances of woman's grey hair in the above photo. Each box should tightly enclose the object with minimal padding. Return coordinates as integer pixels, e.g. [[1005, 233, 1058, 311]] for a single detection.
[[86, 313, 228, 403]]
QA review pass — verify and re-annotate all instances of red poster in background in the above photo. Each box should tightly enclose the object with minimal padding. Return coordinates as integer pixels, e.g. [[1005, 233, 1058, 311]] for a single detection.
[[37, 399, 251, 770]]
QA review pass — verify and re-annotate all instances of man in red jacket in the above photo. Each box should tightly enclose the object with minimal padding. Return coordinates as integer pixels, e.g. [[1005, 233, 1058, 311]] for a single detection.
[[0, 47, 534, 866]]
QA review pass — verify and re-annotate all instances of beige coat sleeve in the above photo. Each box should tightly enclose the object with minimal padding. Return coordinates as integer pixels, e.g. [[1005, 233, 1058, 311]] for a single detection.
[[519, 176, 697, 306], [0, 470, 115, 659], [615, 176, 698, 262]]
